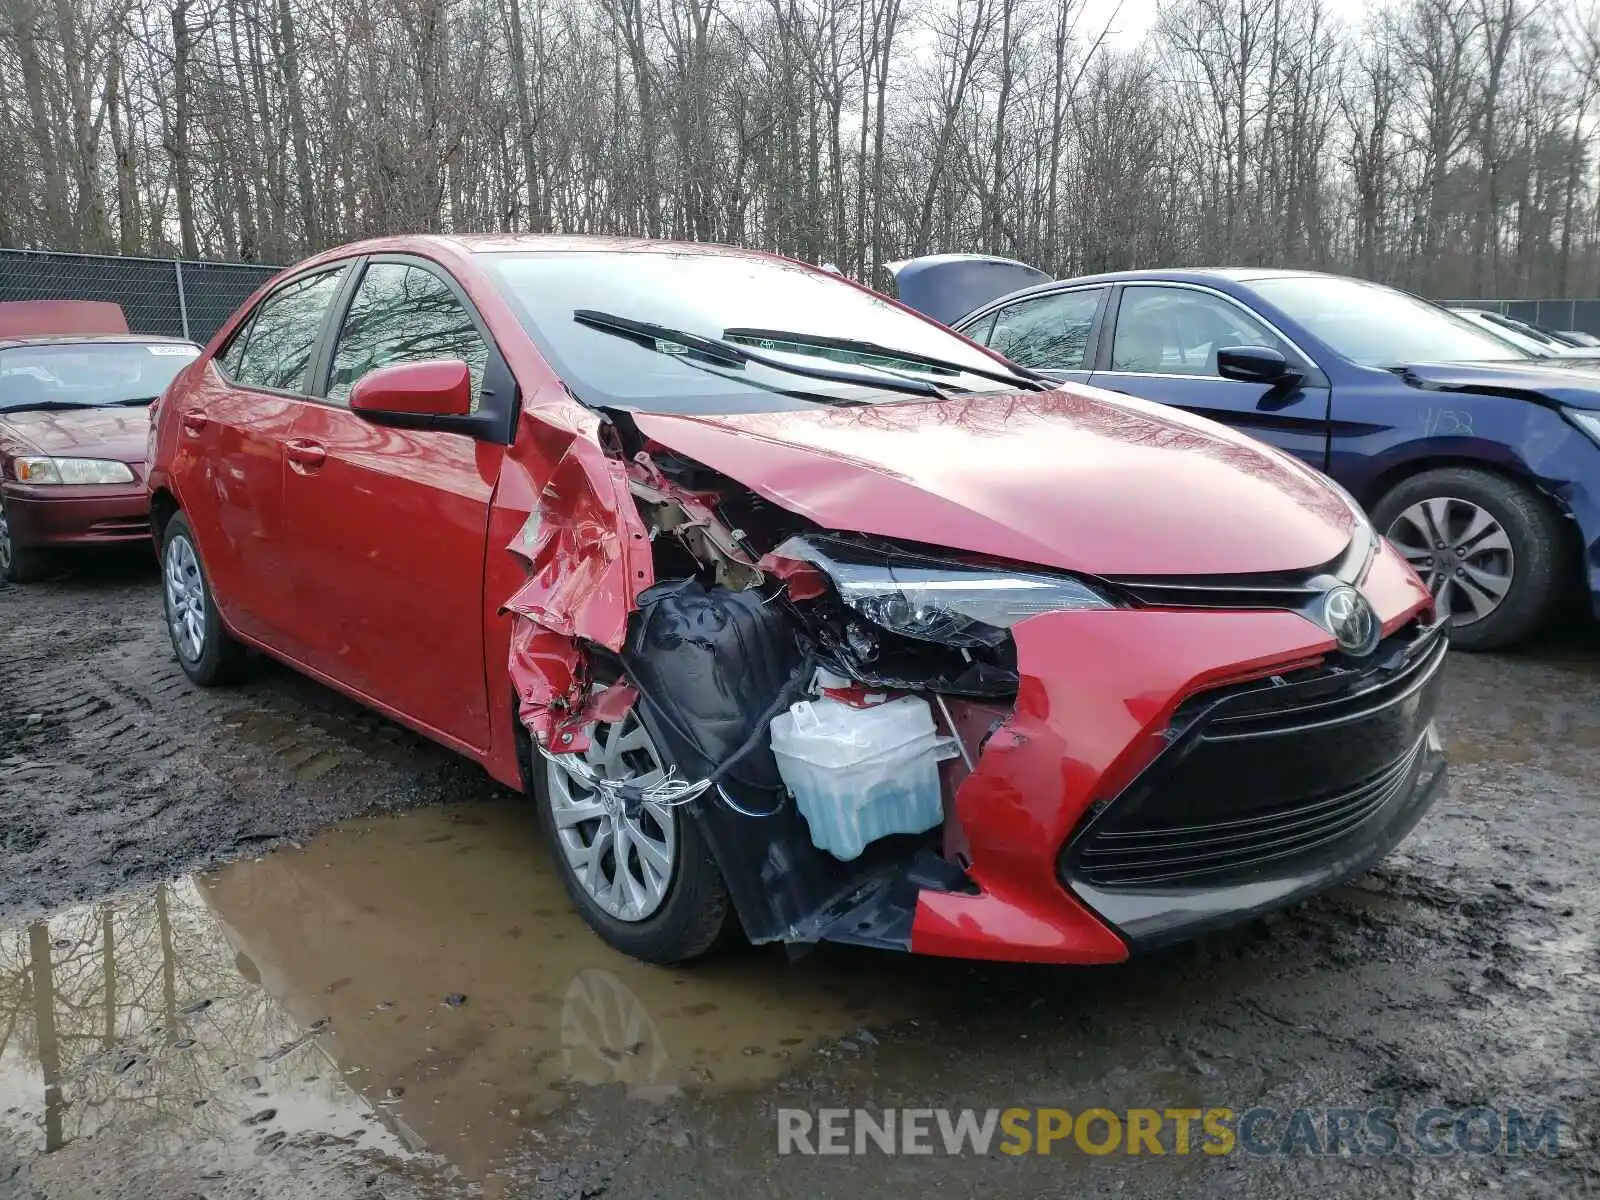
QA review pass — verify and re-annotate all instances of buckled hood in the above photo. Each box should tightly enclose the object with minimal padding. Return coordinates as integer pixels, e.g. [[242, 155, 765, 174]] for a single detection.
[[631, 386, 1360, 578]]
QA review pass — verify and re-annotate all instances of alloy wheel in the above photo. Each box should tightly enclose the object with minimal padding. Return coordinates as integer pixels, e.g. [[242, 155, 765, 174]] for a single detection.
[[1385, 496, 1515, 627], [163, 534, 207, 662], [547, 706, 678, 923]]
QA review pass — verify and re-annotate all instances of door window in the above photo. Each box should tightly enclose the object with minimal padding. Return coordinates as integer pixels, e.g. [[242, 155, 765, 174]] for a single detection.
[[1111, 286, 1278, 376], [231, 268, 347, 393], [327, 263, 489, 408], [981, 288, 1104, 370]]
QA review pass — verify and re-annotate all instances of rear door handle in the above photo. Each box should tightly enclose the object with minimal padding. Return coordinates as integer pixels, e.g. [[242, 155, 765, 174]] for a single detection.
[[286, 439, 327, 471], [181, 411, 207, 435]]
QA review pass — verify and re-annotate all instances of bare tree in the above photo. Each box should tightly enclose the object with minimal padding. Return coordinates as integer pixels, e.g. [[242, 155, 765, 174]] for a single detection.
[[2, 0, 1600, 301]]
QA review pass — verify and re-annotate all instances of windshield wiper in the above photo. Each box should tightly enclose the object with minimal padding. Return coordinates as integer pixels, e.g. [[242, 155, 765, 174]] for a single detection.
[[722, 327, 1055, 391], [573, 310, 949, 398], [114, 395, 161, 406], [0, 400, 104, 413]]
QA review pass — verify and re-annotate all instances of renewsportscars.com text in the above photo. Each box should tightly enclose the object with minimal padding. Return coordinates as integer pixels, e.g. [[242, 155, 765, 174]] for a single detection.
[[776, 1106, 1564, 1158]]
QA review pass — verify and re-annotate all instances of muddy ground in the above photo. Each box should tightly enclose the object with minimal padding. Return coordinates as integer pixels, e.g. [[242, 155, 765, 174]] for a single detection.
[[0, 553, 1595, 1200]]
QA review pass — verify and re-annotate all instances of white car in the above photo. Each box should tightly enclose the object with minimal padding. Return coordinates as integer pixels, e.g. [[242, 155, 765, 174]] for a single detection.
[[1448, 308, 1600, 360]]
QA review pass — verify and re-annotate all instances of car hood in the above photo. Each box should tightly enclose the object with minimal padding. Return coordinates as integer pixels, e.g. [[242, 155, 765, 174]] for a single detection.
[[886, 254, 1052, 325], [1401, 360, 1600, 409], [0, 406, 151, 462], [630, 387, 1360, 577]]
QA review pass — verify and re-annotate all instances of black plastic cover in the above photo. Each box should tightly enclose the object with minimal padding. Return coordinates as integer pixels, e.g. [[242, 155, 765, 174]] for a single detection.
[[622, 578, 923, 945]]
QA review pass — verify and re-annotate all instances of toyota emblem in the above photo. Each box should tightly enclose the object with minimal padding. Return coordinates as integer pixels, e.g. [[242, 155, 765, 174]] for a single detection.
[[1321, 585, 1380, 656]]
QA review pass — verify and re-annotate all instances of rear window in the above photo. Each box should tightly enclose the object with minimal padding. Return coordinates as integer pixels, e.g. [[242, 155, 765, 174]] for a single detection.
[[0, 342, 201, 412]]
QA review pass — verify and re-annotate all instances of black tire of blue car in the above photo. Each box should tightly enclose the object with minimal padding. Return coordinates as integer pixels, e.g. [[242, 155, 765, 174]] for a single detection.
[[1372, 466, 1566, 651], [0, 495, 54, 584], [160, 512, 249, 686], [530, 687, 739, 965]]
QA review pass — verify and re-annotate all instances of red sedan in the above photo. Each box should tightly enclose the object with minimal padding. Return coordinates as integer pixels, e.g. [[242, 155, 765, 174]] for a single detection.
[[147, 236, 1447, 965], [0, 303, 200, 582]]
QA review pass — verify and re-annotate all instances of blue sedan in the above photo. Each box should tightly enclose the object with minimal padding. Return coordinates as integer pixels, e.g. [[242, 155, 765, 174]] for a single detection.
[[892, 258, 1600, 650]]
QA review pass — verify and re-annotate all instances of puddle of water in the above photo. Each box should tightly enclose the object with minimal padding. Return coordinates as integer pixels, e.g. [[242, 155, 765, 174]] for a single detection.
[[0, 801, 930, 1192]]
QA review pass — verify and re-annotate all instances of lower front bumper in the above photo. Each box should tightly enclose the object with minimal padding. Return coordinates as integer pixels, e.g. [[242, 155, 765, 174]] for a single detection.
[[1070, 725, 1446, 951], [1, 483, 151, 548]]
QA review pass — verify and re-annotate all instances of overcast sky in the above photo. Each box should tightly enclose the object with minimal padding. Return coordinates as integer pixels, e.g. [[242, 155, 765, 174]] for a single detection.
[[1080, 0, 1387, 49]]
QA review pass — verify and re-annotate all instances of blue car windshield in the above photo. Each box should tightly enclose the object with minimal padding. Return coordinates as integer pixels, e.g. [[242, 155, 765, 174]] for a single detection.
[[0, 342, 200, 412], [1251, 277, 1531, 368]]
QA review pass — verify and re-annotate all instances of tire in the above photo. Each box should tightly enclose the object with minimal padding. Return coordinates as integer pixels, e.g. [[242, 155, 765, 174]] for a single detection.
[[1373, 466, 1565, 651], [0, 495, 54, 584], [160, 512, 248, 685], [532, 687, 736, 964]]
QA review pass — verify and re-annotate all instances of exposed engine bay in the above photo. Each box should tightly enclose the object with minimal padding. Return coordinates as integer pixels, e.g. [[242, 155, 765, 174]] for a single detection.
[[504, 411, 1024, 950]]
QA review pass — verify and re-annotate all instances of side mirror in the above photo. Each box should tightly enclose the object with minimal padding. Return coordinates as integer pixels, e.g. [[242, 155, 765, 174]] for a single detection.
[[1217, 345, 1299, 386], [349, 360, 473, 421]]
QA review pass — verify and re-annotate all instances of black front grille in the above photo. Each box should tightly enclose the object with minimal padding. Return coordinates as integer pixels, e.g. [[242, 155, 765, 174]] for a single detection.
[[1104, 531, 1378, 610], [1061, 618, 1447, 889]]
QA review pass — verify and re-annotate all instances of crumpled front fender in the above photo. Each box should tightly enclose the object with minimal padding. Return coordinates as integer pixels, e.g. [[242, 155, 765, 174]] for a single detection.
[[503, 437, 653, 748]]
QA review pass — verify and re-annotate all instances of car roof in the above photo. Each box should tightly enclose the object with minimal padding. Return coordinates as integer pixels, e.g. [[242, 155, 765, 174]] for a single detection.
[[968, 266, 1342, 312], [0, 333, 200, 352], [296, 233, 785, 262]]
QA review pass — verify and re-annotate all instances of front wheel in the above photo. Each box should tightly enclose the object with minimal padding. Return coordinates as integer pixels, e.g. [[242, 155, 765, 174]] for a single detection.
[[533, 692, 736, 964], [0, 495, 54, 584], [161, 512, 248, 685], [1374, 467, 1565, 651]]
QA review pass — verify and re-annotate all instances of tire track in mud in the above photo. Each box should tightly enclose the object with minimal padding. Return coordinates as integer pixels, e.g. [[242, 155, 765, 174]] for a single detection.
[[0, 565, 491, 922]]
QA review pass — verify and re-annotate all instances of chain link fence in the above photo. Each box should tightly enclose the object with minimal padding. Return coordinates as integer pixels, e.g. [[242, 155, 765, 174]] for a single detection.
[[0, 249, 281, 345], [6, 248, 1600, 345]]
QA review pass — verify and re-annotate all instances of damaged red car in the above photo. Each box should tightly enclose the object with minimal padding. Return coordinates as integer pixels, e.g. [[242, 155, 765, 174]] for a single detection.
[[147, 236, 1448, 966]]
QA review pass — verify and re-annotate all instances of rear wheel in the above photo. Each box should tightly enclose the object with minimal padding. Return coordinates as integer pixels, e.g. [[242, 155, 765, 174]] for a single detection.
[[533, 688, 736, 964], [161, 512, 248, 685], [1374, 466, 1564, 651], [0, 496, 54, 584]]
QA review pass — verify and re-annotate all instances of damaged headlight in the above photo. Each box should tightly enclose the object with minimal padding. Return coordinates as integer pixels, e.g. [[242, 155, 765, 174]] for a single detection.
[[774, 535, 1113, 648]]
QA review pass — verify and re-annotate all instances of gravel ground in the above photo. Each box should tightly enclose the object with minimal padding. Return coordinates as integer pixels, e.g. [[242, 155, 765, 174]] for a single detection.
[[0, 552, 487, 923], [0, 552, 1595, 1199]]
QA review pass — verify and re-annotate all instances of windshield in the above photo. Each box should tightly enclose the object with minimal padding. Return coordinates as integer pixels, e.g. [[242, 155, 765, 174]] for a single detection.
[[0, 342, 200, 412], [1250, 277, 1532, 368], [483, 250, 1017, 413]]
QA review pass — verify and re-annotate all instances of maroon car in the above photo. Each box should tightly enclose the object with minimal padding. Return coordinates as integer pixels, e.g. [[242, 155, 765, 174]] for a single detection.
[[0, 302, 199, 582]]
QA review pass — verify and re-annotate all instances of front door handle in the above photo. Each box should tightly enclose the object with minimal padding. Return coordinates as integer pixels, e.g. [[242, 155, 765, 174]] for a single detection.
[[181, 410, 207, 435], [286, 439, 327, 472]]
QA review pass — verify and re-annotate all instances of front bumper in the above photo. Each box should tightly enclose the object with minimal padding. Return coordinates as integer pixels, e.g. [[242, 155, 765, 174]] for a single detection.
[[1, 481, 151, 548], [908, 553, 1444, 964], [1524, 417, 1600, 617], [1063, 623, 1447, 951]]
